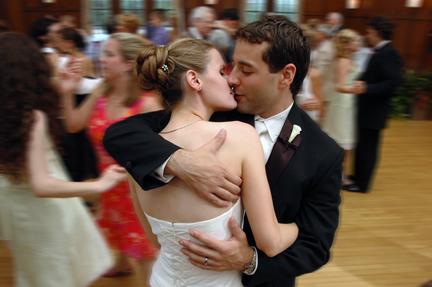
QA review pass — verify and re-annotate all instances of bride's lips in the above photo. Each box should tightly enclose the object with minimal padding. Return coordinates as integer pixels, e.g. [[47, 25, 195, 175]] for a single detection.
[[234, 94, 243, 102]]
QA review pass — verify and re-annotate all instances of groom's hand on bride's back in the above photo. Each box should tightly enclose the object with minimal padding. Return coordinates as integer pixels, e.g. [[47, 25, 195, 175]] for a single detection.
[[180, 217, 252, 271], [166, 129, 242, 208]]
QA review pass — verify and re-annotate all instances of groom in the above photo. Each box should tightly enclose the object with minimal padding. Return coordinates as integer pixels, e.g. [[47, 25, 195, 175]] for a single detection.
[[104, 15, 343, 286]]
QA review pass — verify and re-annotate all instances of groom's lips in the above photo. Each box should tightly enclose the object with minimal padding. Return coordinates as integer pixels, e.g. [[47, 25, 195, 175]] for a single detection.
[[234, 94, 243, 102]]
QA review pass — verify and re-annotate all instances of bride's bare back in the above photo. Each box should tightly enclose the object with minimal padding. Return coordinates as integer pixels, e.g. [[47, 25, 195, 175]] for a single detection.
[[131, 120, 251, 223]]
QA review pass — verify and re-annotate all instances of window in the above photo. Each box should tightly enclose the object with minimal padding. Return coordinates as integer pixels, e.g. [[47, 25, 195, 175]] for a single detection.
[[120, 0, 146, 23], [244, 0, 267, 23], [154, 0, 174, 11], [273, 0, 299, 22], [89, 0, 112, 30], [153, 0, 176, 23]]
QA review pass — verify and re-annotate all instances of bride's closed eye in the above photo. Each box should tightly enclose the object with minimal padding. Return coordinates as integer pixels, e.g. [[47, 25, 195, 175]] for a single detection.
[[222, 64, 233, 76]]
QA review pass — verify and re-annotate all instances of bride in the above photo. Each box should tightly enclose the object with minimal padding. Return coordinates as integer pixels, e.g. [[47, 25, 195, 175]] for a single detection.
[[127, 38, 299, 287]]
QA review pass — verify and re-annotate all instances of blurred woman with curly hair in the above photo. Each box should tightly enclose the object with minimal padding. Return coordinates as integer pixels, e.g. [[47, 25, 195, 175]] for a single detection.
[[0, 32, 126, 287]]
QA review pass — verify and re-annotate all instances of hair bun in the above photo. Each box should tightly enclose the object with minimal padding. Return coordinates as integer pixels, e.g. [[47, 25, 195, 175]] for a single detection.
[[136, 44, 173, 92]]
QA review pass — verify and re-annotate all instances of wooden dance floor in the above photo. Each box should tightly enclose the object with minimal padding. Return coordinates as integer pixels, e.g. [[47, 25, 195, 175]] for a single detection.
[[1, 119, 431, 287]]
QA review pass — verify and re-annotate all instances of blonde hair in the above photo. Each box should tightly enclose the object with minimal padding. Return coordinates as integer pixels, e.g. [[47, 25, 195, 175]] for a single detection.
[[136, 38, 214, 108], [117, 13, 141, 34], [334, 29, 359, 58], [105, 32, 152, 106]]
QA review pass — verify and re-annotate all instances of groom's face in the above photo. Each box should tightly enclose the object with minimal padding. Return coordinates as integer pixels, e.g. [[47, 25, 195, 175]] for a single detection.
[[228, 40, 282, 118]]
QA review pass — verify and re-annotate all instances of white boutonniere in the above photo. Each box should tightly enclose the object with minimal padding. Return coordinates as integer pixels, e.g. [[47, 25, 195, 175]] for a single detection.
[[288, 124, 302, 143]]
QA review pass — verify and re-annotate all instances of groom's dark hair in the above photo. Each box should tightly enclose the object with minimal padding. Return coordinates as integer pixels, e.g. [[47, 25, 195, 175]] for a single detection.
[[235, 15, 310, 97]]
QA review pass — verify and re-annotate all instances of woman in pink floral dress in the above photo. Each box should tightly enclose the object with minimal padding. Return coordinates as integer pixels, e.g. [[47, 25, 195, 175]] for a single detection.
[[60, 32, 162, 283]]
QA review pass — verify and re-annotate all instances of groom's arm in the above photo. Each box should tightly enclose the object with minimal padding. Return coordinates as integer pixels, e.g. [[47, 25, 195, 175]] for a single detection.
[[104, 110, 180, 190]]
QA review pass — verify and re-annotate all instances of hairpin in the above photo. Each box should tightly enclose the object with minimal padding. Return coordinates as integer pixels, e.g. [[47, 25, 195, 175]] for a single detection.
[[161, 64, 169, 73]]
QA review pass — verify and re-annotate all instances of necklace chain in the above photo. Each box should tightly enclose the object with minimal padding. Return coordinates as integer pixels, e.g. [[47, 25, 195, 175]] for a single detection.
[[160, 120, 203, 134]]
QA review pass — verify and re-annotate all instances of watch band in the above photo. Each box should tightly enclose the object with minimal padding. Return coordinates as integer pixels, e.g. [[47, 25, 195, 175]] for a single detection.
[[243, 246, 258, 275]]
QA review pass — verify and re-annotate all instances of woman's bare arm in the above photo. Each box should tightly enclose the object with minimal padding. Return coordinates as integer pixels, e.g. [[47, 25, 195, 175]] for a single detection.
[[334, 58, 355, 94], [235, 124, 299, 257], [59, 58, 102, 133], [27, 111, 126, 198]]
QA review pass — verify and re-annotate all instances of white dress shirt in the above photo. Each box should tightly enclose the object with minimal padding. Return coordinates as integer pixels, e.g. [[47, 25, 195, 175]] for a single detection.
[[255, 103, 293, 162], [375, 40, 391, 50]]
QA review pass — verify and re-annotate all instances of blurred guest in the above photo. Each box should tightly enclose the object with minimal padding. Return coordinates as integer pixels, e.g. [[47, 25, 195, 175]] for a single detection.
[[323, 29, 360, 184], [117, 13, 141, 35], [297, 25, 324, 123], [58, 27, 95, 77], [344, 17, 403, 193], [180, 6, 215, 40], [60, 15, 77, 28], [0, 32, 126, 287], [60, 32, 162, 281], [105, 16, 120, 35], [147, 9, 170, 46], [311, 24, 335, 104], [306, 18, 321, 30], [297, 67, 324, 123], [28, 17, 64, 74], [57, 27, 101, 183], [353, 35, 373, 74], [59, 14, 90, 48], [209, 8, 240, 62], [326, 12, 344, 36]]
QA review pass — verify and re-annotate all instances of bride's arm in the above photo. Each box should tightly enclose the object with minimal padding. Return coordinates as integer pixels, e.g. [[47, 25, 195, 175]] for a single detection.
[[238, 124, 298, 257]]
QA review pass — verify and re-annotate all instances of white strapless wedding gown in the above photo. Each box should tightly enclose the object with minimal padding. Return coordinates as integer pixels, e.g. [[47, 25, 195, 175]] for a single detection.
[[145, 200, 244, 287]]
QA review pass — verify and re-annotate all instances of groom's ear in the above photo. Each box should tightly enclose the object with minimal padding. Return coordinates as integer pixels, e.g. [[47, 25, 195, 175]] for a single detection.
[[185, 70, 202, 92], [279, 63, 296, 90]]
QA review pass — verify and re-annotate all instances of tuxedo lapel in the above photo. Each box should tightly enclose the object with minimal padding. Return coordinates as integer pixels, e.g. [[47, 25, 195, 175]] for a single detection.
[[265, 105, 302, 186]]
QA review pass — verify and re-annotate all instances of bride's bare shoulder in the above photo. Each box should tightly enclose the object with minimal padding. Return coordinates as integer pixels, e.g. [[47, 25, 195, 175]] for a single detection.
[[211, 121, 259, 144]]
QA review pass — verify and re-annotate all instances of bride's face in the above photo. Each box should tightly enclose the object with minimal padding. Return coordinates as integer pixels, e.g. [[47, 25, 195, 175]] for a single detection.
[[199, 49, 237, 111]]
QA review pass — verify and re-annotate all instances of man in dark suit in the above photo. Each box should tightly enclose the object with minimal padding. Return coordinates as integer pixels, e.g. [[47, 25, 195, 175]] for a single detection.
[[344, 17, 403, 193], [104, 15, 343, 287]]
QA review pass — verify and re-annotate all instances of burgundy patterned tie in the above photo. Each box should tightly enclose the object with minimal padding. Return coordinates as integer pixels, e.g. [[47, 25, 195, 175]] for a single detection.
[[265, 119, 302, 183]]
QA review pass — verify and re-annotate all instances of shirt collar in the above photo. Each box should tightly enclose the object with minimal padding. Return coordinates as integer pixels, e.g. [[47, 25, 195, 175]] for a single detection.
[[375, 40, 390, 50], [255, 103, 293, 143]]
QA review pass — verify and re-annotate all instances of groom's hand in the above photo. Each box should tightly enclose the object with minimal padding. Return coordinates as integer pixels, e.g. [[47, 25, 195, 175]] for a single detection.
[[180, 217, 253, 271], [166, 129, 242, 207]]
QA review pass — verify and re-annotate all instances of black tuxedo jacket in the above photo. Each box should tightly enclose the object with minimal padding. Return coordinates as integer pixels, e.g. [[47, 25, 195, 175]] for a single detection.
[[358, 42, 403, 130], [104, 104, 343, 287]]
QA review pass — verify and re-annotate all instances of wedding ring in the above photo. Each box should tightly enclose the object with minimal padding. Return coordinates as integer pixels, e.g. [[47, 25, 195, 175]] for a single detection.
[[203, 256, 209, 266]]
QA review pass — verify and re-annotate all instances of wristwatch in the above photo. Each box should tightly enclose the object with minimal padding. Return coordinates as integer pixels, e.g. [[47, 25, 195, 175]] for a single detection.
[[243, 246, 258, 275]]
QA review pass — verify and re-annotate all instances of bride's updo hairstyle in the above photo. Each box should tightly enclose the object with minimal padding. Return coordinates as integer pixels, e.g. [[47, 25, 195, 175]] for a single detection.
[[136, 38, 213, 108]]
